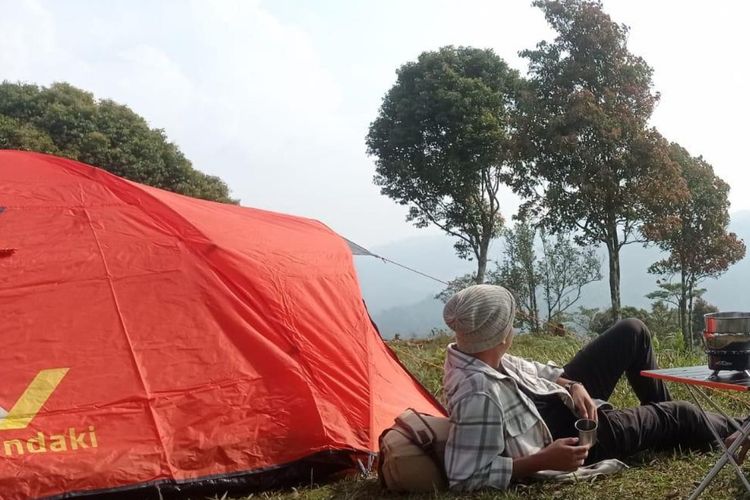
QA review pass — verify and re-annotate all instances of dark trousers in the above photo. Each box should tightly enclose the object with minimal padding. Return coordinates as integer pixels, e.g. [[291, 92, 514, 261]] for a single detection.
[[534, 318, 739, 463]]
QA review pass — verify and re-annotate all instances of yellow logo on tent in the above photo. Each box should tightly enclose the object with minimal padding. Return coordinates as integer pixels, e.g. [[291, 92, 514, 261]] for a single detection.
[[0, 368, 68, 431]]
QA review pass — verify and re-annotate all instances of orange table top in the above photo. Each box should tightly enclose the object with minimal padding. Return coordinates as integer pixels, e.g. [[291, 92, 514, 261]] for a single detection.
[[642, 366, 750, 392]]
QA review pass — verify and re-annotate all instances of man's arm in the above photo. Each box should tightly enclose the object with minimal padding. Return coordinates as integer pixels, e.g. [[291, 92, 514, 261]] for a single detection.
[[445, 393, 589, 491], [555, 375, 598, 421], [445, 393, 514, 491], [505, 354, 564, 382], [505, 355, 598, 421], [555, 375, 576, 387]]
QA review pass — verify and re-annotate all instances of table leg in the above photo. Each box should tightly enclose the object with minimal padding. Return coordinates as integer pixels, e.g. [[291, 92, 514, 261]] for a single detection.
[[685, 385, 750, 499], [689, 386, 750, 486], [688, 422, 750, 500], [690, 385, 745, 434]]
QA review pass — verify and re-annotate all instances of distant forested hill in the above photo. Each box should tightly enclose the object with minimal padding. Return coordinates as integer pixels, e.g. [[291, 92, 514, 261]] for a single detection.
[[356, 211, 750, 338]]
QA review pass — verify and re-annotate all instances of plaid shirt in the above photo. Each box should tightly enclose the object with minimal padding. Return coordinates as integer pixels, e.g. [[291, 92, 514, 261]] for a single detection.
[[443, 343, 572, 491]]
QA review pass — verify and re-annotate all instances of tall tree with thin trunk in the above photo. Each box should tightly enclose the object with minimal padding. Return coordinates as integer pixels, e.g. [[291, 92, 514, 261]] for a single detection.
[[538, 228, 602, 322], [518, 0, 686, 319], [498, 221, 542, 331], [646, 281, 705, 341], [643, 143, 746, 346], [366, 46, 524, 283]]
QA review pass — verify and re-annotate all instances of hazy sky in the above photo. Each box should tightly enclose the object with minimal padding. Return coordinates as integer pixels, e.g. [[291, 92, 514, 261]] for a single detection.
[[2, 0, 748, 248]]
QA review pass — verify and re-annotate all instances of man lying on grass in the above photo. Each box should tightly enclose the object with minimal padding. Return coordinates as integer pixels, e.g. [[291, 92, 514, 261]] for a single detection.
[[442, 284, 748, 491]]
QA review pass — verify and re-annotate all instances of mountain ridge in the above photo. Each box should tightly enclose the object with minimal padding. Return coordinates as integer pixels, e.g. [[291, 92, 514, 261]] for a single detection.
[[355, 210, 750, 338]]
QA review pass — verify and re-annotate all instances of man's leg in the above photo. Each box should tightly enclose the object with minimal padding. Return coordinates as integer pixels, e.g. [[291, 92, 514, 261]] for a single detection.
[[563, 318, 671, 403], [587, 401, 739, 464]]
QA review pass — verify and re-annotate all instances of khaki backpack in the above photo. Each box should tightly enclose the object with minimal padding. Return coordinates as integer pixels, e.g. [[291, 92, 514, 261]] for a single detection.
[[377, 408, 451, 493]]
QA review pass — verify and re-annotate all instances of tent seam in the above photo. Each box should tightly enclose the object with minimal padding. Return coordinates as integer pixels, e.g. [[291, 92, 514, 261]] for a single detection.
[[366, 309, 376, 451], [56, 155, 305, 349], [81, 205, 178, 480], [63, 155, 342, 459], [275, 283, 331, 444]]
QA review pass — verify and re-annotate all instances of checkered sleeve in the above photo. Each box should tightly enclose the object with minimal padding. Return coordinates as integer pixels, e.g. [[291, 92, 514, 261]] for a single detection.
[[506, 354, 563, 382], [444, 393, 514, 491], [532, 360, 564, 382]]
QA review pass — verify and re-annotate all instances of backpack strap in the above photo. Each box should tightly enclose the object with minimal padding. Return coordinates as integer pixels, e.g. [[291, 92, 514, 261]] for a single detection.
[[393, 408, 449, 484], [394, 409, 437, 450]]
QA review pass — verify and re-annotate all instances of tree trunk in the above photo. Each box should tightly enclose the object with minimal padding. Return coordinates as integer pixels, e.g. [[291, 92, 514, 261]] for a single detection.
[[545, 274, 555, 332], [679, 271, 689, 348], [529, 288, 540, 333], [475, 235, 490, 284], [546, 285, 553, 330], [606, 238, 621, 320], [527, 272, 537, 333], [527, 256, 540, 333], [677, 297, 686, 340], [687, 279, 696, 346]]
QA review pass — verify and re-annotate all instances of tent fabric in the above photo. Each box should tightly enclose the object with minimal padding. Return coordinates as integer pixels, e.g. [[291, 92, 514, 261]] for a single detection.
[[0, 151, 445, 499]]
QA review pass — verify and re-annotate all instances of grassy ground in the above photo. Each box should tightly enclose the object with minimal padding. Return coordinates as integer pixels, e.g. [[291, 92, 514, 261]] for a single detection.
[[230, 333, 750, 500]]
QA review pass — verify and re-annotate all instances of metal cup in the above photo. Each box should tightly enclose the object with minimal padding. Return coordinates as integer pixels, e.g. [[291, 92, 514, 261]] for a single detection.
[[575, 418, 597, 447]]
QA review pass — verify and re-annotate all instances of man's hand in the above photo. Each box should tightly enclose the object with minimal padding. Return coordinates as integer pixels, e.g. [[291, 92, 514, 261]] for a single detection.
[[725, 430, 750, 464], [538, 437, 589, 471], [569, 384, 598, 422], [512, 438, 590, 478]]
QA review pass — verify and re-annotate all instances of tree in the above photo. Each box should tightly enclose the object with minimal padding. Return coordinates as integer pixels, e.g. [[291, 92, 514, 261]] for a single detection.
[[538, 228, 602, 321], [591, 306, 649, 335], [519, 0, 687, 319], [366, 47, 524, 283], [568, 305, 601, 335], [436, 273, 478, 304], [646, 281, 704, 340], [0, 81, 234, 203], [438, 221, 602, 334], [645, 301, 680, 339], [643, 143, 746, 346], [497, 221, 542, 331]]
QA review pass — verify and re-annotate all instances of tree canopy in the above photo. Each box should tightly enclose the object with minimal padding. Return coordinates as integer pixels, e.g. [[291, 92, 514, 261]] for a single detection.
[[366, 46, 524, 283], [519, 0, 687, 319], [643, 143, 746, 344], [370, 1, 744, 340], [0, 81, 234, 203]]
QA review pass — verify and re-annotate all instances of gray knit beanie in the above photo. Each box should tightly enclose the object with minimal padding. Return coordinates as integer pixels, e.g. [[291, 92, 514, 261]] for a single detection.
[[443, 284, 517, 353]]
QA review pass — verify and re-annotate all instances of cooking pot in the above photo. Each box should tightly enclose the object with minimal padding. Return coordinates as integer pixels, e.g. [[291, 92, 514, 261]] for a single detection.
[[704, 312, 750, 372]]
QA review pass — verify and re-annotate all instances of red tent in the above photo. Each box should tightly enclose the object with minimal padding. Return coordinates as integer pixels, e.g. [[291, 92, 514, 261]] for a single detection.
[[0, 151, 444, 499]]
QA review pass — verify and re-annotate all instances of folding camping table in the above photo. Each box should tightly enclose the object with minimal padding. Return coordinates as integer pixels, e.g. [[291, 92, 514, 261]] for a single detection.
[[641, 366, 750, 499]]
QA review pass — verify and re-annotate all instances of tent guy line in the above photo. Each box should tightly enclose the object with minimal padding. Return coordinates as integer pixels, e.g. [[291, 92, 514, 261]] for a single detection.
[[345, 238, 450, 286]]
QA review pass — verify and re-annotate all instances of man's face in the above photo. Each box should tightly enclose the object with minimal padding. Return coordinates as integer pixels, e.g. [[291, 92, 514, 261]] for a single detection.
[[498, 328, 516, 356], [505, 331, 514, 350]]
